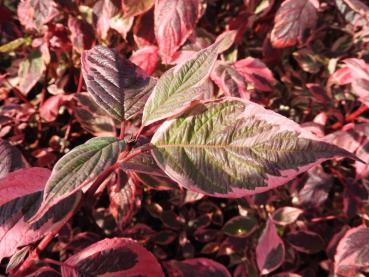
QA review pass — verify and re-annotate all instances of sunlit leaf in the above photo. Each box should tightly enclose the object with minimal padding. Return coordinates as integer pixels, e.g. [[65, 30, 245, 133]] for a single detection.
[[272, 207, 303, 226], [154, 0, 201, 63], [142, 42, 219, 126], [256, 219, 285, 275], [30, 137, 125, 222], [81, 45, 156, 121], [61, 237, 164, 276], [123, 0, 154, 18], [0, 167, 81, 260], [222, 215, 258, 237], [151, 98, 357, 197], [271, 0, 319, 48], [0, 139, 26, 178], [335, 0, 369, 27], [334, 226, 369, 276]]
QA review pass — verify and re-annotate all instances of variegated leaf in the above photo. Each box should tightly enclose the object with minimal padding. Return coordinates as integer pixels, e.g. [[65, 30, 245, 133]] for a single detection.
[[151, 98, 357, 197], [81, 46, 156, 121], [142, 42, 219, 126], [30, 137, 125, 222], [61, 237, 164, 276]]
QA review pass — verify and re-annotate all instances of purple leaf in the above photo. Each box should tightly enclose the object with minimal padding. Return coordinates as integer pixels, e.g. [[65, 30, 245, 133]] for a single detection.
[[81, 45, 156, 121], [256, 219, 285, 275], [165, 258, 231, 277], [286, 230, 325, 254], [272, 207, 303, 226], [61, 237, 164, 276]]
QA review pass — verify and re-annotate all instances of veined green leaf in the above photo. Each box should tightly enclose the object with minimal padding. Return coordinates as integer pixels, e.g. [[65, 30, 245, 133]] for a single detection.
[[30, 137, 125, 221], [151, 98, 357, 197], [142, 42, 220, 126]]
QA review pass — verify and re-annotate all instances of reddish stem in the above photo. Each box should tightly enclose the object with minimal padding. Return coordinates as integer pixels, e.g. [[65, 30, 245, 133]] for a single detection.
[[119, 121, 126, 140], [331, 104, 369, 130], [76, 70, 83, 94]]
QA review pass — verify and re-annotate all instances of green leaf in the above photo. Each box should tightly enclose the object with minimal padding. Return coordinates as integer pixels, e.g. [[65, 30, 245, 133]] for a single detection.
[[151, 98, 357, 197], [30, 137, 125, 221], [142, 42, 220, 126], [0, 37, 31, 53]]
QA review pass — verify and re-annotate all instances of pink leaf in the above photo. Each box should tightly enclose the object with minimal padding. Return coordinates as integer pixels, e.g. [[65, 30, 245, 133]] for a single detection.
[[61, 237, 164, 277], [335, 226, 369, 276], [256, 219, 285, 275], [154, 0, 201, 63], [165, 258, 231, 277], [68, 17, 95, 53], [0, 167, 50, 206], [129, 46, 159, 75], [233, 57, 276, 92], [271, 0, 319, 48], [0, 168, 81, 260], [133, 9, 157, 47]]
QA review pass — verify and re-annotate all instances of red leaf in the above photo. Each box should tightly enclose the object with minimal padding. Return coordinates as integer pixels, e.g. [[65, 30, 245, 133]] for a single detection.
[[154, 0, 201, 63], [256, 219, 285, 275], [129, 46, 159, 75], [133, 8, 157, 47], [271, 0, 319, 48], [39, 94, 72, 122], [68, 17, 95, 53], [334, 226, 369, 276], [165, 258, 231, 277], [61, 237, 164, 276], [233, 57, 276, 92]]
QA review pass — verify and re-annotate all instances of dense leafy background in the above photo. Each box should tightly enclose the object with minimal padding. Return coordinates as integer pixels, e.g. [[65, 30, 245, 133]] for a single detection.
[[0, 0, 368, 276]]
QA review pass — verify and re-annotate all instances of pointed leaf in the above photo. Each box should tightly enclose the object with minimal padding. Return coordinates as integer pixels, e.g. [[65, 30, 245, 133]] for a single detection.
[[0, 139, 26, 178], [154, 0, 201, 63], [271, 0, 319, 48], [151, 98, 357, 197], [123, 0, 154, 18], [130, 46, 159, 75], [256, 219, 285, 275], [165, 258, 231, 277], [61, 237, 164, 277], [272, 207, 303, 226], [18, 49, 45, 95], [222, 216, 258, 238], [81, 45, 156, 121], [31, 137, 125, 222], [286, 230, 325, 253], [334, 226, 369, 276], [233, 57, 276, 91], [142, 42, 219, 126]]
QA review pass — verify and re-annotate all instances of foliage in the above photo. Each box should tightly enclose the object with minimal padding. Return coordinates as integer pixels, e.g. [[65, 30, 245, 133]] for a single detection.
[[0, 0, 369, 276]]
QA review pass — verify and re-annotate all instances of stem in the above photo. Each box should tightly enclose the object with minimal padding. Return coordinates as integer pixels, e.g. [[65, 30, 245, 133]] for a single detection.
[[331, 104, 369, 130], [119, 144, 153, 163], [119, 121, 126, 140], [4, 79, 33, 108], [76, 70, 83, 94], [134, 125, 144, 141]]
